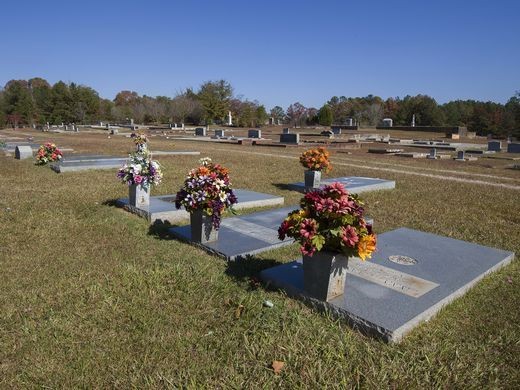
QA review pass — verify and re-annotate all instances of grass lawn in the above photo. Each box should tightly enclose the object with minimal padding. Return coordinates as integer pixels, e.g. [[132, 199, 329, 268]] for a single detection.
[[1, 129, 519, 388]]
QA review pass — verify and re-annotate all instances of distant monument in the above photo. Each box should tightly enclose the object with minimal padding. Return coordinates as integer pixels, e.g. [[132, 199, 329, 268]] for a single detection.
[[382, 118, 393, 127], [227, 111, 233, 126], [411, 114, 416, 127]]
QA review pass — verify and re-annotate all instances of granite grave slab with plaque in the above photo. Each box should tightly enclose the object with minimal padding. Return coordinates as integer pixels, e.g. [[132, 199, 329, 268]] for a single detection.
[[288, 176, 396, 194], [51, 155, 128, 172], [168, 206, 373, 260], [260, 227, 514, 342], [117, 189, 284, 224]]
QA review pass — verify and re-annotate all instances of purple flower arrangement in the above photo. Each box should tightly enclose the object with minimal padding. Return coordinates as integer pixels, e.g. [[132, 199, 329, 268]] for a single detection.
[[175, 157, 238, 229]]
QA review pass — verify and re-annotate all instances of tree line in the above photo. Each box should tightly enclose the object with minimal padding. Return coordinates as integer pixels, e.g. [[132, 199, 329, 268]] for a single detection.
[[0, 77, 518, 137]]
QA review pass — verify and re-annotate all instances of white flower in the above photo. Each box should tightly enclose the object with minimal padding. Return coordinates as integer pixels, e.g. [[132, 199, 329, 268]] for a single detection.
[[199, 157, 212, 166], [215, 179, 225, 189]]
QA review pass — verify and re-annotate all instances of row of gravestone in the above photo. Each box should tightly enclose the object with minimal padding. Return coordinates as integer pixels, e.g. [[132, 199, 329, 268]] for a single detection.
[[194, 127, 301, 144], [488, 140, 520, 153], [195, 128, 262, 138], [159, 174, 513, 343]]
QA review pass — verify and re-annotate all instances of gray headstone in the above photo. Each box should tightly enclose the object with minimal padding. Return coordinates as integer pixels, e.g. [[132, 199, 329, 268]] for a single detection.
[[15, 145, 33, 159], [248, 129, 261, 138], [331, 126, 342, 134], [507, 143, 520, 153], [283, 128, 290, 134], [382, 118, 393, 127], [214, 129, 225, 137], [260, 227, 514, 343], [345, 118, 353, 126], [280, 133, 300, 144], [457, 150, 466, 160], [195, 127, 206, 136]]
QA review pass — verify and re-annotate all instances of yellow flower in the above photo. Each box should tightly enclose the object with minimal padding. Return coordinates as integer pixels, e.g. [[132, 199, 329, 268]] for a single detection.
[[298, 209, 308, 218], [357, 234, 376, 261]]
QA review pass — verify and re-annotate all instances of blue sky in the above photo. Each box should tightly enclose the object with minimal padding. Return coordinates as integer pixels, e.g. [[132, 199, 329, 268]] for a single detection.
[[1, 0, 518, 109]]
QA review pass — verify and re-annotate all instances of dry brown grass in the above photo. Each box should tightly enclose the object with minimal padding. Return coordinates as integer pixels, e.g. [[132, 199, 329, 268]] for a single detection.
[[0, 128, 518, 388]]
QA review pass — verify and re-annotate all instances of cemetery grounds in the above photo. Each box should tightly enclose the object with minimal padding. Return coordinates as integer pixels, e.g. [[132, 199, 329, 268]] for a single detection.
[[0, 128, 519, 388]]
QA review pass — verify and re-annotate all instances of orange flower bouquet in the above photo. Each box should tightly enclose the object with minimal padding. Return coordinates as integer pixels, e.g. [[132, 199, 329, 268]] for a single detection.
[[299, 147, 332, 172]]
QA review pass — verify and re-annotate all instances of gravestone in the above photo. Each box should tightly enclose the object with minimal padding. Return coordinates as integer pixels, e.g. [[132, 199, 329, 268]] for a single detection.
[[488, 141, 501, 152], [280, 133, 300, 144], [50, 155, 128, 173], [110, 128, 118, 135], [456, 150, 466, 160], [248, 129, 261, 138], [118, 189, 284, 225], [227, 111, 233, 126], [382, 118, 393, 127], [507, 143, 520, 153], [168, 206, 374, 261], [288, 176, 395, 194], [427, 148, 437, 159], [214, 129, 225, 137], [15, 145, 33, 159], [260, 228, 514, 342], [195, 127, 206, 136], [283, 128, 290, 134], [331, 126, 341, 134]]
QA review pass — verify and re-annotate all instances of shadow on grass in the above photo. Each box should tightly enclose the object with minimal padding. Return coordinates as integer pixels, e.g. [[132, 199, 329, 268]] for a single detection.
[[225, 254, 282, 288], [102, 198, 120, 207], [147, 219, 179, 240], [272, 182, 296, 192]]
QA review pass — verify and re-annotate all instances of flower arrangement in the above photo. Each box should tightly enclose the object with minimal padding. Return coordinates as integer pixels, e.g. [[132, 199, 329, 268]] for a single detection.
[[35, 142, 63, 165], [131, 132, 148, 153], [117, 153, 163, 188], [175, 157, 238, 229], [299, 147, 332, 172], [278, 182, 376, 260]]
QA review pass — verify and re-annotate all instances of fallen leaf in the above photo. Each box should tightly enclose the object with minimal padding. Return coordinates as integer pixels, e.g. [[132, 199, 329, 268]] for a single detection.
[[235, 304, 244, 319], [272, 360, 285, 374]]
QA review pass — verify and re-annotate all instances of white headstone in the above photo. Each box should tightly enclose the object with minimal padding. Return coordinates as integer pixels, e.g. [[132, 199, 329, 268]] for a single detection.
[[227, 111, 233, 126], [15, 145, 33, 160]]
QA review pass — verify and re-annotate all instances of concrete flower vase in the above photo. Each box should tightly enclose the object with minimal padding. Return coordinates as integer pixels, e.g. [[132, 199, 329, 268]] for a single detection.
[[303, 251, 348, 301], [190, 209, 218, 243]]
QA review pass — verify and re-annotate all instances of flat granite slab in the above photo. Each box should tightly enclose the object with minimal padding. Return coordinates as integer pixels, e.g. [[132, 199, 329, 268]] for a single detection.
[[51, 158, 127, 172], [260, 228, 514, 343], [169, 206, 294, 259], [168, 206, 373, 261], [288, 176, 396, 193], [51, 152, 200, 172], [151, 150, 200, 156], [117, 189, 284, 224], [60, 154, 126, 162]]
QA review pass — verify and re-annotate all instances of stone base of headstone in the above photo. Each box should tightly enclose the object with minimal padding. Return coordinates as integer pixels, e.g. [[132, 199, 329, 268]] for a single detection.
[[260, 227, 514, 343], [129, 184, 150, 207], [190, 210, 218, 243]]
